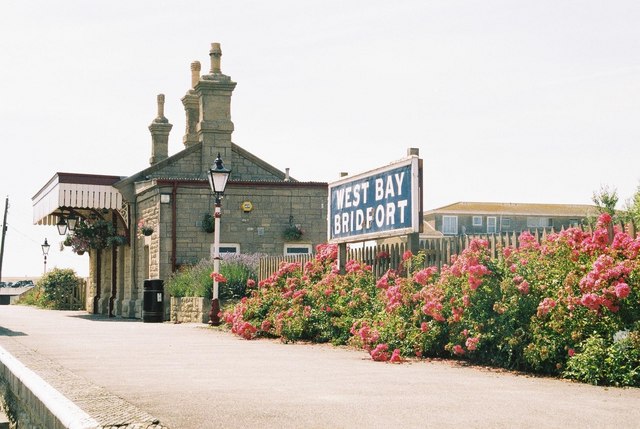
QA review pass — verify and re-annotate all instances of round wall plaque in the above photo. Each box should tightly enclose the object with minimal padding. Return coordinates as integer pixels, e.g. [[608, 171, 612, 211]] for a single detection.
[[241, 201, 253, 212]]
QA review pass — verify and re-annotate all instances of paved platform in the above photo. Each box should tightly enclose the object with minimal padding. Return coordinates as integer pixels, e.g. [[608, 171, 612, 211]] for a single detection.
[[1, 305, 640, 428]]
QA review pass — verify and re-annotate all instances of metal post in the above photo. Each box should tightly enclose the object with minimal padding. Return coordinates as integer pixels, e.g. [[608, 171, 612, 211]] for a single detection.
[[41, 238, 50, 275], [338, 243, 347, 275], [209, 198, 222, 325], [0, 196, 8, 282]]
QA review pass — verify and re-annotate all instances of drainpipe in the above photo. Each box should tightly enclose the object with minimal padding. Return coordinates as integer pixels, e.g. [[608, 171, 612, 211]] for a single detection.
[[94, 251, 101, 314], [171, 182, 178, 272], [109, 214, 117, 317]]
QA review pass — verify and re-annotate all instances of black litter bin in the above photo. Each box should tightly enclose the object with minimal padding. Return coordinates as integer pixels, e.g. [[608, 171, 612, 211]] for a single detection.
[[143, 279, 164, 323]]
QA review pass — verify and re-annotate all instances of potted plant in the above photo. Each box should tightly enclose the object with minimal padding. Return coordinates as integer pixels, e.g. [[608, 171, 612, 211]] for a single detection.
[[137, 218, 154, 237]]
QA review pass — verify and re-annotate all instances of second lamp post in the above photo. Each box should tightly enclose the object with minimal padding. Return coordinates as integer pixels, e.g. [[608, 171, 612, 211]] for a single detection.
[[207, 153, 231, 326]]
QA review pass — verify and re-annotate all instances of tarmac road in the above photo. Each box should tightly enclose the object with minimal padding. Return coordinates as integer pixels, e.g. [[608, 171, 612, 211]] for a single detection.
[[1, 305, 639, 428]]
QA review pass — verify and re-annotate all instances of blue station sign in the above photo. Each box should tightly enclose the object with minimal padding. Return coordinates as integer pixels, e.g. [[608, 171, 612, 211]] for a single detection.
[[328, 156, 422, 243]]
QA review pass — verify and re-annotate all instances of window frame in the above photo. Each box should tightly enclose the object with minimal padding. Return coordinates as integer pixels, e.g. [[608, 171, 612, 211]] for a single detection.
[[472, 216, 483, 227], [442, 215, 458, 235], [284, 243, 313, 255], [527, 217, 552, 228], [210, 243, 240, 257], [487, 216, 497, 233]]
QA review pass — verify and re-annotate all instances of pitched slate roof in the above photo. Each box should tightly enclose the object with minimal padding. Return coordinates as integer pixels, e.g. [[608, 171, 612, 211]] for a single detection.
[[425, 201, 598, 217]]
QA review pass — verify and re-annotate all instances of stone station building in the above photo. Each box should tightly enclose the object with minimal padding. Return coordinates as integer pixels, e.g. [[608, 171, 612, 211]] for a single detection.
[[32, 43, 328, 319]]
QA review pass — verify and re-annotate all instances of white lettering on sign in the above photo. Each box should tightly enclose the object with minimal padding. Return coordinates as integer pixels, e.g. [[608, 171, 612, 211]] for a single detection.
[[375, 178, 384, 201], [352, 184, 360, 207], [360, 182, 370, 204], [333, 200, 409, 234], [395, 172, 405, 196], [335, 182, 371, 209], [355, 209, 364, 231], [386, 202, 395, 225], [375, 205, 385, 227], [375, 172, 406, 201], [397, 200, 408, 223]]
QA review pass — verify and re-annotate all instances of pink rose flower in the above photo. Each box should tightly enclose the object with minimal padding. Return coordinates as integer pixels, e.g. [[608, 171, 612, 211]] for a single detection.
[[615, 282, 630, 299]]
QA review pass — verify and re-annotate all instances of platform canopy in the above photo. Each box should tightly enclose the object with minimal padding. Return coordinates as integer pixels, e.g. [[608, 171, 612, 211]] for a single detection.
[[32, 172, 125, 226]]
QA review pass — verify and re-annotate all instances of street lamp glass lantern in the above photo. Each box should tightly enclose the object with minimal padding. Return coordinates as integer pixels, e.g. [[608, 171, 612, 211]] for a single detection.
[[41, 238, 50, 255], [207, 153, 231, 196], [56, 217, 68, 235], [67, 215, 78, 232]]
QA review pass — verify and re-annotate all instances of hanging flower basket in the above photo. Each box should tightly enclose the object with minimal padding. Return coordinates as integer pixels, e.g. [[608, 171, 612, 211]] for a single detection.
[[283, 224, 304, 241], [70, 218, 126, 254], [202, 213, 215, 233], [137, 218, 154, 238]]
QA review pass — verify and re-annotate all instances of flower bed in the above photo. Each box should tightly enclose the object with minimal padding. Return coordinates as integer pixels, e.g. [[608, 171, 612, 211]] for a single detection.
[[222, 214, 640, 387]]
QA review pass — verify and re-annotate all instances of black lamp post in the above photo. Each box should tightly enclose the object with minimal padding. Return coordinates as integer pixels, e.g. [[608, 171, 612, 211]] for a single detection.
[[207, 153, 231, 326], [41, 238, 50, 274]]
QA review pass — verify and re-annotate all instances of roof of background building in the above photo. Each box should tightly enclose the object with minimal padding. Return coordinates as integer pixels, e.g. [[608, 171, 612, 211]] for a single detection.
[[425, 201, 599, 217], [0, 286, 34, 296]]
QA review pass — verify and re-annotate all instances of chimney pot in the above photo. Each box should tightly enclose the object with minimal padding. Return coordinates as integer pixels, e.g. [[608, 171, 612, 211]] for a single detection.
[[153, 94, 168, 124], [210, 42, 222, 74], [157, 94, 165, 117], [190, 61, 201, 88], [149, 94, 172, 165]]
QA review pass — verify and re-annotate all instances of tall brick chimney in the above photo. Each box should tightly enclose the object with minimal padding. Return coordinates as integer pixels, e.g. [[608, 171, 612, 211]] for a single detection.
[[194, 42, 236, 173], [149, 94, 173, 165], [181, 61, 201, 148]]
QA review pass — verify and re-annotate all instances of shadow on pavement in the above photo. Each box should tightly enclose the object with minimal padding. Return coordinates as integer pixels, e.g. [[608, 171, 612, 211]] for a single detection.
[[0, 326, 27, 336], [66, 314, 142, 323]]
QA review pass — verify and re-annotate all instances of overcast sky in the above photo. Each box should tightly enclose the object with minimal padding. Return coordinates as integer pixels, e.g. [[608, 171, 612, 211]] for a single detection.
[[1, 0, 639, 278]]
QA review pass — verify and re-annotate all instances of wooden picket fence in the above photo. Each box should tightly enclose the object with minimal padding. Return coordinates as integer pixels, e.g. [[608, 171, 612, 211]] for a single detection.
[[60, 278, 87, 310], [259, 222, 637, 281]]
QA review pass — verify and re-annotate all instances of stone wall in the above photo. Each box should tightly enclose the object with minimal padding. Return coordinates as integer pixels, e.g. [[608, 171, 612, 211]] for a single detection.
[[153, 182, 327, 268], [0, 347, 98, 428], [170, 297, 209, 323]]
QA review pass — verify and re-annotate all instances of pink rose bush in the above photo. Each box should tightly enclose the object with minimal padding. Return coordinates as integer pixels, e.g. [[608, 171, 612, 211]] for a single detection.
[[222, 214, 640, 386]]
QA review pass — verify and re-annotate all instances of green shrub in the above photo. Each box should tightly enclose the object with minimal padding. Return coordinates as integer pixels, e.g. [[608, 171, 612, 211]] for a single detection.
[[35, 268, 81, 310], [166, 259, 214, 299], [562, 334, 608, 385], [17, 287, 44, 307], [219, 253, 262, 300], [165, 254, 261, 300], [564, 329, 640, 387]]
